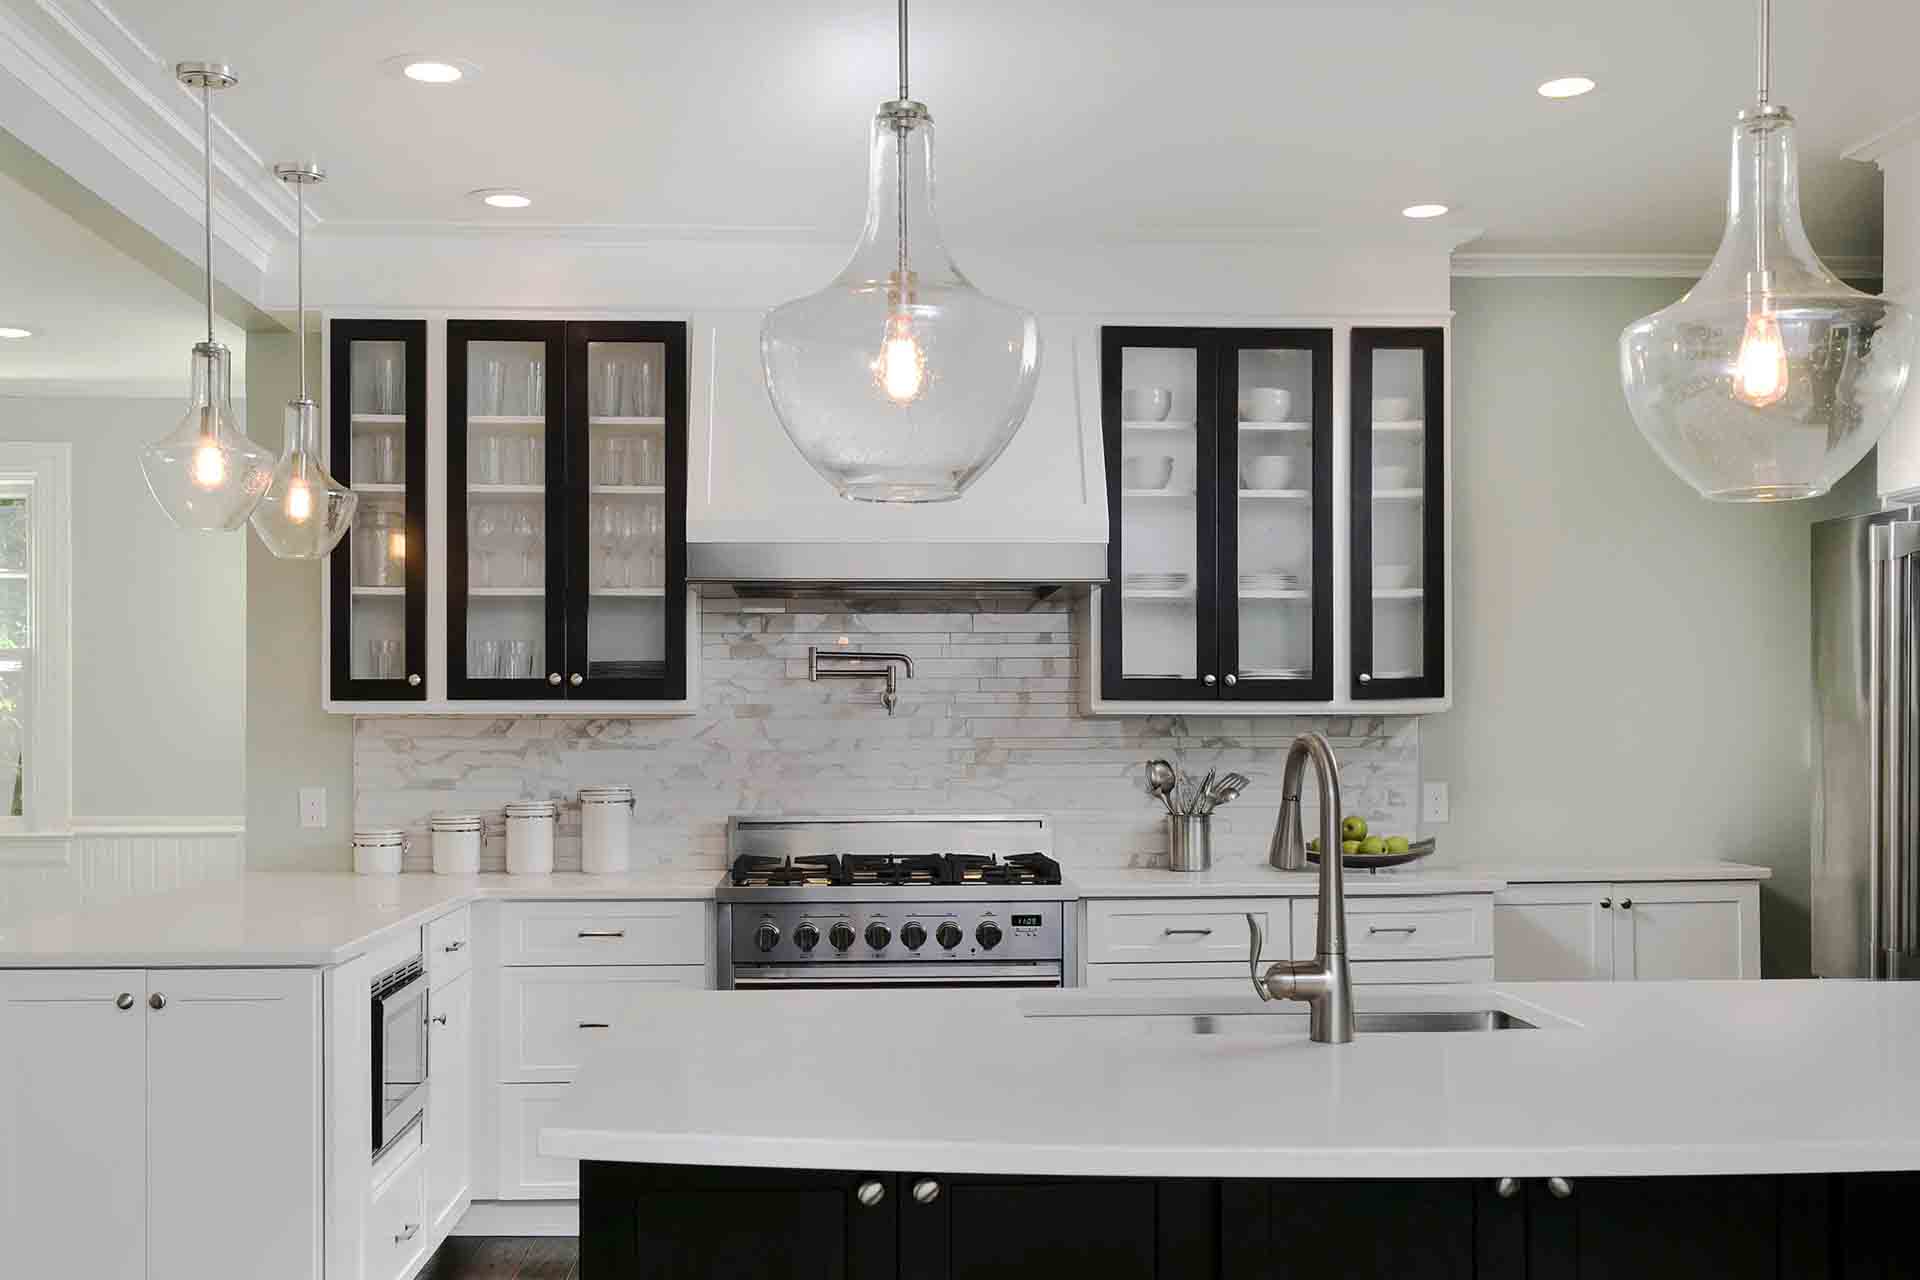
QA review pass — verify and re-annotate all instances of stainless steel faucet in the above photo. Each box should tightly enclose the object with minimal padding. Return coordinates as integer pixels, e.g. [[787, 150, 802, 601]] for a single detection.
[[808, 646, 915, 714], [1246, 732, 1354, 1044]]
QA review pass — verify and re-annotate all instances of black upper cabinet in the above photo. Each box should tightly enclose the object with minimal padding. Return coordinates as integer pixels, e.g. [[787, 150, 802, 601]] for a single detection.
[[328, 319, 428, 702], [1100, 325, 1333, 704], [448, 319, 687, 702], [1351, 327, 1445, 701]]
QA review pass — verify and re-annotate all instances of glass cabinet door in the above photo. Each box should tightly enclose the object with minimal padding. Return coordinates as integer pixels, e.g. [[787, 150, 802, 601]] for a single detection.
[[563, 321, 687, 700], [448, 320, 566, 700], [1218, 330, 1333, 701], [328, 319, 426, 700], [1351, 327, 1445, 700], [1099, 328, 1219, 700]]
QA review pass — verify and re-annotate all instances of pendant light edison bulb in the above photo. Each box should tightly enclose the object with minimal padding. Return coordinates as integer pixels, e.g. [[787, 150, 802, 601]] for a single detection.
[[251, 161, 356, 558], [140, 62, 274, 529], [1619, 0, 1915, 501], [761, 1, 1041, 503]]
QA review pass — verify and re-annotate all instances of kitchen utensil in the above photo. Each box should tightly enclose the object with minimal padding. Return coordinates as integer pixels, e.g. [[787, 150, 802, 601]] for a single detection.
[[1307, 836, 1436, 870], [1242, 455, 1297, 490], [1198, 770, 1247, 815], [1192, 768, 1216, 816], [1238, 387, 1292, 422], [1145, 759, 1178, 815], [1375, 563, 1414, 589], [1374, 465, 1413, 489], [1373, 396, 1413, 421], [1122, 386, 1173, 422], [1122, 455, 1175, 491], [1168, 813, 1212, 872]]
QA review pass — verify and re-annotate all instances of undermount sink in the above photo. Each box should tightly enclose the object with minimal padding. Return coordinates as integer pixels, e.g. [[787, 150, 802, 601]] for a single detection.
[[1019, 992, 1561, 1037], [1187, 1009, 1536, 1036]]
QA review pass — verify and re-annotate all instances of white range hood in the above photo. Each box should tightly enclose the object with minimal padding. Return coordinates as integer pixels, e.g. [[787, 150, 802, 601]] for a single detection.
[[686, 311, 1108, 590]]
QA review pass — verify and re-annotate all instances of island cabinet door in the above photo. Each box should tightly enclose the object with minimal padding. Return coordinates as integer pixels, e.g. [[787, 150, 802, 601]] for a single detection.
[[1218, 1179, 1494, 1280], [897, 1176, 1213, 1280], [580, 1161, 897, 1280], [1521, 1175, 1829, 1279]]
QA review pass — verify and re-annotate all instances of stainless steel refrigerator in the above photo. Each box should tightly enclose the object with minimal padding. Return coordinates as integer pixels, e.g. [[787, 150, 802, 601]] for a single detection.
[[1813, 508, 1920, 978]]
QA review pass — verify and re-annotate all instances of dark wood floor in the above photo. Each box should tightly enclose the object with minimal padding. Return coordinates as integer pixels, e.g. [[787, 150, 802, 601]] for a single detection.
[[419, 1236, 580, 1280]]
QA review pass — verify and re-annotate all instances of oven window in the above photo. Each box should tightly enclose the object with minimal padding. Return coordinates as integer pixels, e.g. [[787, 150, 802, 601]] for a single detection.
[[381, 984, 427, 1119]]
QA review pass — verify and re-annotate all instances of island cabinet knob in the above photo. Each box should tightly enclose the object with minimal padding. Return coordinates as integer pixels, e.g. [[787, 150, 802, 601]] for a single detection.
[[1547, 1177, 1574, 1200], [407, 673, 422, 687], [1619, 898, 1633, 910], [148, 992, 166, 1011], [115, 992, 135, 1011], [1600, 898, 1613, 909], [548, 672, 563, 686], [1494, 1177, 1519, 1200], [912, 1178, 942, 1204], [855, 1180, 886, 1208]]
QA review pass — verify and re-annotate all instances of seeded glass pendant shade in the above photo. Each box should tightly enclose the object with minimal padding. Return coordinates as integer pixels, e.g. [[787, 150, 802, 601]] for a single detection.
[[141, 62, 275, 530], [252, 161, 356, 558], [761, 0, 1041, 503], [1619, 0, 1915, 501]]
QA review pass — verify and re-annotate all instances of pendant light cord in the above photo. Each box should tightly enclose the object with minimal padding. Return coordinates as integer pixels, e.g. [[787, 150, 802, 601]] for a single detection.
[[201, 81, 214, 346], [894, 0, 910, 303], [898, 0, 909, 100], [1753, 0, 1772, 294], [296, 178, 306, 400], [1756, 0, 1771, 108]]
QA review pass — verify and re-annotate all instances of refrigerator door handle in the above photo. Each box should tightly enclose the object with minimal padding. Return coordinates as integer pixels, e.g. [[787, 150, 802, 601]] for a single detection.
[[1872, 522, 1920, 979]]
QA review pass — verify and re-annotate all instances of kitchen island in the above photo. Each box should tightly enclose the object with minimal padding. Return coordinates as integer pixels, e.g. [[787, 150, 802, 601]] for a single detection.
[[543, 981, 1920, 1278]]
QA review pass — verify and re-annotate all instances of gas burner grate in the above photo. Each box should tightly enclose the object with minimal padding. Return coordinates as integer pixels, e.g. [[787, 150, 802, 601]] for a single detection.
[[842, 854, 948, 886], [728, 854, 845, 887], [951, 851, 1064, 886], [727, 850, 1064, 888]]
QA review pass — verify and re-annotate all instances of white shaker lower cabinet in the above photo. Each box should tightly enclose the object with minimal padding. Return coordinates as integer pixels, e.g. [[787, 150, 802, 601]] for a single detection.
[[426, 968, 474, 1234], [0, 967, 323, 1280], [1494, 880, 1761, 981]]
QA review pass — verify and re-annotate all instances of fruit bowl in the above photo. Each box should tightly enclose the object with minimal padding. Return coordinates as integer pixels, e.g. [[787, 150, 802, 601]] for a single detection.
[[1306, 836, 1436, 870]]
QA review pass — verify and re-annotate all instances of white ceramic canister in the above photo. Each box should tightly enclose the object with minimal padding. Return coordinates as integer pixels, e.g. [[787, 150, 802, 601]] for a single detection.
[[352, 827, 406, 876], [579, 786, 635, 874], [504, 800, 558, 875], [429, 813, 483, 875]]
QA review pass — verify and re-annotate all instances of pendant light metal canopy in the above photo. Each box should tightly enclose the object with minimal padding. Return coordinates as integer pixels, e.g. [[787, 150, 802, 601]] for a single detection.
[[1619, 0, 1915, 501], [140, 62, 274, 530], [760, 0, 1041, 503], [251, 161, 357, 559]]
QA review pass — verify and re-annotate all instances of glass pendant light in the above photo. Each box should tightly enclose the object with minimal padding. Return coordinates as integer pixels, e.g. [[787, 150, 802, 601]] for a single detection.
[[251, 162, 357, 558], [140, 63, 275, 529], [1620, 0, 1915, 501], [761, 0, 1041, 503]]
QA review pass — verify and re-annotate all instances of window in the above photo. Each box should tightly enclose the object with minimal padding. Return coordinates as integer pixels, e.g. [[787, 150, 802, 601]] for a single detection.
[[0, 445, 69, 835]]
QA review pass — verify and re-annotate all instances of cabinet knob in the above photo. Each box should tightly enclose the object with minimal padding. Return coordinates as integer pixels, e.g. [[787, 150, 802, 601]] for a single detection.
[[407, 673, 421, 687], [395, 1223, 419, 1244], [548, 672, 563, 686], [1547, 1176, 1574, 1200], [431, 1013, 448, 1026], [1203, 674, 1217, 687], [443, 939, 466, 953], [148, 993, 166, 1010], [912, 1178, 941, 1204], [570, 673, 584, 687], [1600, 898, 1612, 909], [115, 992, 134, 1011], [1224, 674, 1237, 687], [1619, 898, 1632, 910], [1359, 672, 1372, 683], [856, 1180, 886, 1207], [1494, 1177, 1519, 1200]]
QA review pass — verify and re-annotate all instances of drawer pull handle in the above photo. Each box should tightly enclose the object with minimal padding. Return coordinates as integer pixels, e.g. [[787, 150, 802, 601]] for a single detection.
[[577, 929, 627, 939], [443, 939, 466, 953], [395, 1223, 419, 1244], [1618, 898, 1632, 910], [578, 1021, 611, 1029], [1367, 926, 1418, 935], [431, 1013, 448, 1026], [1163, 927, 1214, 937]]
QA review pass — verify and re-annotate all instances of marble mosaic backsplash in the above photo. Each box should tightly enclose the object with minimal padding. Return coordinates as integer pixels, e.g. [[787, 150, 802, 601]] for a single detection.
[[354, 593, 1419, 874]]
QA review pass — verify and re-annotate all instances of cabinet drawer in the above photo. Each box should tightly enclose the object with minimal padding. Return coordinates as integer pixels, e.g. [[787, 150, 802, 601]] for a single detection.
[[498, 1083, 578, 1200], [366, 1147, 428, 1280], [499, 965, 708, 1082], [497, 900, 708, 966], [1084, 899, 1287, 964], [1291, 895, 1492, 961], [427, 906, 472, 990]]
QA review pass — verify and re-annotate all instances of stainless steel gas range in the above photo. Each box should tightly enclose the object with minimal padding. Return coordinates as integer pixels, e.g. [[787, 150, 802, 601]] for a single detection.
[[716, 814, 1077, 989]]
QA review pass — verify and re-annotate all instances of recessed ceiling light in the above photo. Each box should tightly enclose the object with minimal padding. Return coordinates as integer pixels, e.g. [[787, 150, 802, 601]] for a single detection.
[[1402, 203, 1449, 220], [382, 54, 478, 84], [1538, 75, 1597, 99], [472, 188, 532, 209], [0, 327, 33, 339]]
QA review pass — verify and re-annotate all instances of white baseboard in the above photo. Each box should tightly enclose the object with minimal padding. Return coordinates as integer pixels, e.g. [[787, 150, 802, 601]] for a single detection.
[[451, 1199, 579, 1237]]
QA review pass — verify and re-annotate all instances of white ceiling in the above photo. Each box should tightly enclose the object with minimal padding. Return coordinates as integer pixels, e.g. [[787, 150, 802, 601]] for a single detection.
[[44, 0, 1920, 257]]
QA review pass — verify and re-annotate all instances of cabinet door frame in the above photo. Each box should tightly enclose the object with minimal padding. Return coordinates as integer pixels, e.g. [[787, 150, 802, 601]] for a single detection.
[[562, 320, 689, 701], [328, 318, 428, 701], [1099, 325, 1222, 702], [1610, 880, 1761, 980], [1217, 327, 1334, 702], [447, 318, 569, 701], [1493, 883, 1616, 981], [1350, 326, 1445, 701]]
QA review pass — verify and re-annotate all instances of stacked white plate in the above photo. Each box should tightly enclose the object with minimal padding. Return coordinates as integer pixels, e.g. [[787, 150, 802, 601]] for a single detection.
[[1239, 570, 1303, 592], [1125, 571, 1192, 592]]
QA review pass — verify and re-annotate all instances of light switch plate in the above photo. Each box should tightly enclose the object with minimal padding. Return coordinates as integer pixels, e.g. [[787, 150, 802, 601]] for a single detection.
[[299, 787, 327, 830], [1421, 782, 1449, 824]]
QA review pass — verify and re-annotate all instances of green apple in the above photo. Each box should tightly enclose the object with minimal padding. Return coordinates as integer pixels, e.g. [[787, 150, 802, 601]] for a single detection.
[[1341, 815, 1368, 841], [1385, 836, 1411, 854], [1307, 837, 1320, 852], [1359, 837, 1386, 855], [1341, 840, 1361, 856]]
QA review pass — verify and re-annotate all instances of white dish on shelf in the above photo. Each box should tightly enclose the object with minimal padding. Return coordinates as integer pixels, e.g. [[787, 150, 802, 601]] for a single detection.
[[1238, 387, 1292, 422], [1121, 454, 1175, 491], [1373, 396, 1413, 421], [1375, 563, 1414, 589], [1241, 456, 1297, 489], [1122, 387, 1173, 422]]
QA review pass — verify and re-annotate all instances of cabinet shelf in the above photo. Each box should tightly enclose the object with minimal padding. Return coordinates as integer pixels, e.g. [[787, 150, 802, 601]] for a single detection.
[[1239, 421, 1312, 433], [469, 415, 546, 429], [591, 484, 666, 496], [469, 586, 546, 598], [468, 484, 544, 496], [1120, 420, 1194, 432], [352, 482, 405, 495], [1372, 588, 1424, 600], [1121, 590, 1196, 603], [1373, 420, 1425, 434], [591, 587, 667, 598], [589, 416, 666, 428], [351, 413, 406, 426], [1372, 488, 1424, 502], [351, 586, 406, 597], [1122, 489, 1194, 500], [1241, 589, 1310, 601], [1238, 488, 1312, 501]]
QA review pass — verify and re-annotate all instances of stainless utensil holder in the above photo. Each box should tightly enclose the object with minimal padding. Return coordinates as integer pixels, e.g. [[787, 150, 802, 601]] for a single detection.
[[1168, 814, 1213, 872]]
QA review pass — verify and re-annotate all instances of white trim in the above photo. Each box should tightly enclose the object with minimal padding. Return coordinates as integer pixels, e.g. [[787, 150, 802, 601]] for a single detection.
[[0, 444, 70, 836], [1843, 111, 1920, 165], [451, 1199, 579, 1237], [0, 378, 201, 400], [70, 816, 245, 835], [1451, 251, 1884, 280], [0, 831, 70, 865]]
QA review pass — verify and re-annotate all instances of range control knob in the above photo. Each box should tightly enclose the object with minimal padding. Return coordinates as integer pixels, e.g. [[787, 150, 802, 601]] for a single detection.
[[829, 922, 856, 953], [793, 922, 820, 953], [936, 921, 964, 951], [900, 921, 928, 951], [976, 920, 1004, 951], [865, 922, 892, 950], [754, 922, 781, 953]]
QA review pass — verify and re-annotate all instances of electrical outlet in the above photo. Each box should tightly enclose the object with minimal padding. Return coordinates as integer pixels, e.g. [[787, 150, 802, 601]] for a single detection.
[[299, 787, 327, 830], [1421, 782, 1449, 824]]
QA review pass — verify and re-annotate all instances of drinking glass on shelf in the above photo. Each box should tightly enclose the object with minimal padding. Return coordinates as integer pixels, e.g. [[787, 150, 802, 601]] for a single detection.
[[600, 359, 622, 419], [471, 507, 499, 587], [506, 640, 532, 680], [645, 504, 665, 586], [474, 432, 501, 485], [376, 352, 399, 414], [374, 432, 398, 484], [636, 436, 656, 485], [612, 508, 638, 587], [526, 360, 545, 419], [604, 437, 628, 488], [508, 509, 536, 587], [482, 358, 506, 416], [523, 435, 544, 487], [371, 638, 400, 679], [475, 639, 501, 679], [525, 510, 545, 586], [596, 504, 620, 587]]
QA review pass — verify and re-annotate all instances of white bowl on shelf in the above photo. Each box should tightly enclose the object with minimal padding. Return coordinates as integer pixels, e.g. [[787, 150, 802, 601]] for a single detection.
[[1375, 563, 1415, 589], [1122, 387, 1173, 422], [1373, 396, 1414, 422], [1238, 387, 1292, 422], [1241, 455, 1297, 490], [1374, 465, 1413, 489], [1122, 455, 1175, 490]]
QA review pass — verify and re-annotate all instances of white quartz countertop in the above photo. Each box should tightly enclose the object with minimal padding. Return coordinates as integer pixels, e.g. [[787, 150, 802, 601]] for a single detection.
[[0, 869, 720, 967], [540, 980, 1920, 1180], [1071, 859, 1768, 897]]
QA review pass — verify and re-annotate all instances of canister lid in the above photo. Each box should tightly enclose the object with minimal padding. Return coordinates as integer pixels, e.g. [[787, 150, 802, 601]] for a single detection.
[[579, 785, 635, 803], [504, 800, 558, 817], [351, 827, 405, 845], [429, 812, 484, 831]]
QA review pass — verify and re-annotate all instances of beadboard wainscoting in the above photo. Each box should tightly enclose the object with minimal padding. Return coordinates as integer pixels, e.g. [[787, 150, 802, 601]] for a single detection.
[[0, 821, 246, 924], [355, 594, 1419, 874]]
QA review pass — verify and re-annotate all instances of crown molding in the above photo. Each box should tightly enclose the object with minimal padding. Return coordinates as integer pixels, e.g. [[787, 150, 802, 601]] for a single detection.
[[1452, 251, 1883, 279], [1844, 110, 1920, 165]]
